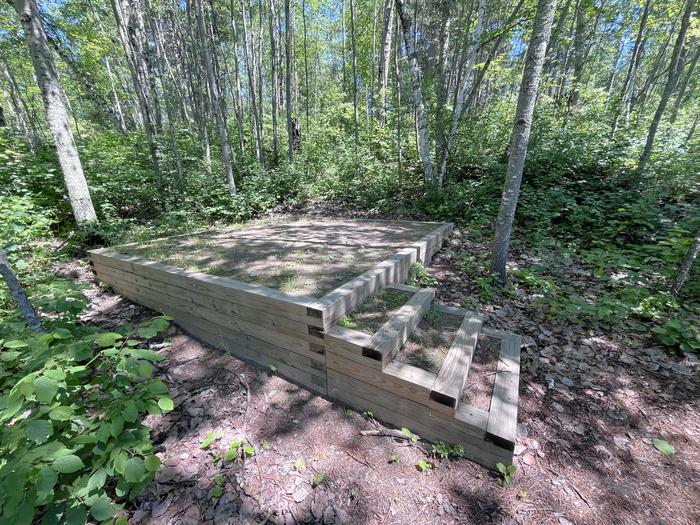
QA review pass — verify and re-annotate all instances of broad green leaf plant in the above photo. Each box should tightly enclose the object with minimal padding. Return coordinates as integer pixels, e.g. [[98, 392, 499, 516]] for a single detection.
[[0, 314, 173, 523]]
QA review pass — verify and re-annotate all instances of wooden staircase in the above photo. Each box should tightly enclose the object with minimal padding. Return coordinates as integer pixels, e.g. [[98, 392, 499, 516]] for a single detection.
[[325, 283, 521, 469]]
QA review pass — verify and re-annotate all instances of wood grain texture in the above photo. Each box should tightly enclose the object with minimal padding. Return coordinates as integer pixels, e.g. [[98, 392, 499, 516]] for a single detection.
[[328, 370, 511, 469], [430, 314, 483, 410], [364, 287, 435, 365], [485, 333, 521, 451]]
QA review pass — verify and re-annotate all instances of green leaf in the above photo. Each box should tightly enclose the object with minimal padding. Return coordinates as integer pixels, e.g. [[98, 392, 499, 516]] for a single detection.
[[3, 339, 28, 349], [89, 495, 116, 522], [26, 419, 53, 444], [212, 486, 223, 498], [34, 375, 59, 404], [123, 400, 138, 423], [53, 454, 85, 474], [214, 474, 224, 485], [147, 381, 169, 394], [87, 468, 108, 491], [144, 455, 161, 472], [64, 504, 87, 525], [224, 440, 242, 461], [136, 360, 154, 377], [95, 332, 122, 348], [653, 438, 676, 455], [49, 405, 74, 421], [0, 350, 20, 361], [200, 430, 224, 449], [124, 457, 146, 483], [126, 349, 166, 362], [158, 397, 174, 412], [36, 466, 58, 495], [312, 473, 325, 487]]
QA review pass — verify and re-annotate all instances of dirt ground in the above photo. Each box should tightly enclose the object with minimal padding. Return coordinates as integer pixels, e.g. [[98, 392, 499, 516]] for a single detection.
[[115, 218, 441, 297], [72, 220, 699, 525]]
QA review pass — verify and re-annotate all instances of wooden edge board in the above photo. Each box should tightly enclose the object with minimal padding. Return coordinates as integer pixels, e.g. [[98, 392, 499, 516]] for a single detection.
[[327, 370, 511, 469], [430, 314, 483, 411], [90, 249, 322, 309], [94, 267, 324, 352], [485, 332, 521, 451], [94, 264, 324, 345], [364, 288, 435, 365], [317, 247, 417, 328], [386, 282, 421, 293], [409, 223, 454, 262], [177, 314, 326, 395], [101, 276, 327, 376], [91, 251, 325, 327]]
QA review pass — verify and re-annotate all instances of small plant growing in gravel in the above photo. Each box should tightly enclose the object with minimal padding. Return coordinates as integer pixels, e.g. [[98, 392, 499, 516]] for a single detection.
[[262, 440, 270, 450], [388, 453, 400, 464], [432, 441, 464, 459], [362, 410, 373, 419], [200, 430, 225, 449], [268, 363, 278, 373], [338, 316, 359, 329], [401, 427, 419, 443], [518, 489, 528, 499], [417, 459, 432, 472], [294, 457, 306, 471], [496, 463, 517, 485], [407, 262, 438, 287], [312, 473, 325, 487]]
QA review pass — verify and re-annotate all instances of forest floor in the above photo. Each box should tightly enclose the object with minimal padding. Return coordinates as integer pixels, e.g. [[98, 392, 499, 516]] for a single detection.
[[67, 218, 700, 525]]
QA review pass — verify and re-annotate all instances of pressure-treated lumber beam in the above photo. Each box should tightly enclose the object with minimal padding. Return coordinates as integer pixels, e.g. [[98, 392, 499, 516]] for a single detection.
[[430, 314, 483, 411], [362, 287, 435, 365], [485, 332, 521, 451]]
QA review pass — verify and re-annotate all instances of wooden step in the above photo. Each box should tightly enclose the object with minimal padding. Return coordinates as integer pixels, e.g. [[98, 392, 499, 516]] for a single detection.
[[362, 287, 435, 366], [429, 312, 484, 412], [485, 332, 521, 451]]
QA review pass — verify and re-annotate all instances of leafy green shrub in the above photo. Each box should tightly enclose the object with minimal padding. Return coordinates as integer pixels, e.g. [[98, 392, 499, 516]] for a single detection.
[[652, 319, 700, 354], [0, 315, 173, 523]]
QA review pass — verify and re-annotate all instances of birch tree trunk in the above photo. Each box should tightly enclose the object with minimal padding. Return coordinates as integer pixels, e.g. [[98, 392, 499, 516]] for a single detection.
[[395, 0, 433, 184], [610, 0, 650, 137], [0, 249, 43, 332], [671, 45, 699, 122], [378, 0, 394, 126], [671, 223, 700, 295], [194, 0, 236, 195], [490, 0, 557, 284], [13, 0, 98, 224], [437, 0, 486, 187], [285, 0, 294, 162], [638, 0, 695, 176], [350, 0, 360, 157], [269, 0, 280, 159], [111, 0, 162, 190]]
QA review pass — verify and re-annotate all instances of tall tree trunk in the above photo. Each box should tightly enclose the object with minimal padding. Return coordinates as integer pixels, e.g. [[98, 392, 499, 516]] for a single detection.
[[239, 0, 264, 164], [395, 0, 433, 184], [269, 0, 280, 159], [638, 0, 695, 176], [610, 0, 650, 137], [350, 0, 359, 158], [433, 0, 451, 183], [302, 0, 310, 134], [0, 249, 43, 332], [194, 0, 236, 195], [341, 0, 347, 90], [285, 0, 294, 162], [13, 0, 98, 224], [437, 0, 488, 187], [111, 0, 162, 190], [671, 45, 700, 122], [671, 223, 700, 295], [378, 0, 394, 126], [394, 12, 402, 187], [490, 0, 557, 284]]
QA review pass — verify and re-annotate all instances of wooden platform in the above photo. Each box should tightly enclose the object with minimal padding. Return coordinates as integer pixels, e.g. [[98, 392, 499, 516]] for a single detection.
[[89, 218, 521, 469]]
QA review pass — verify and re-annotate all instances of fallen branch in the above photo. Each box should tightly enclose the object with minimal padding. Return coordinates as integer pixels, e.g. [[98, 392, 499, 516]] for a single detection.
[[360, 428, 413, 440]]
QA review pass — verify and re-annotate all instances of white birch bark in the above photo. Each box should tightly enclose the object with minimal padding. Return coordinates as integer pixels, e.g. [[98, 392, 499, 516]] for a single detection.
[[490, 0, 557, 283], [638, 0, 695, 176], [395, 0, 433, 184], [13, 0, 97, 224]]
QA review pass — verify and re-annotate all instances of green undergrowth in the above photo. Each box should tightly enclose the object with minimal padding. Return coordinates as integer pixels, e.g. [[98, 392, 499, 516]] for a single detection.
[[0, 297, 174, 523]]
